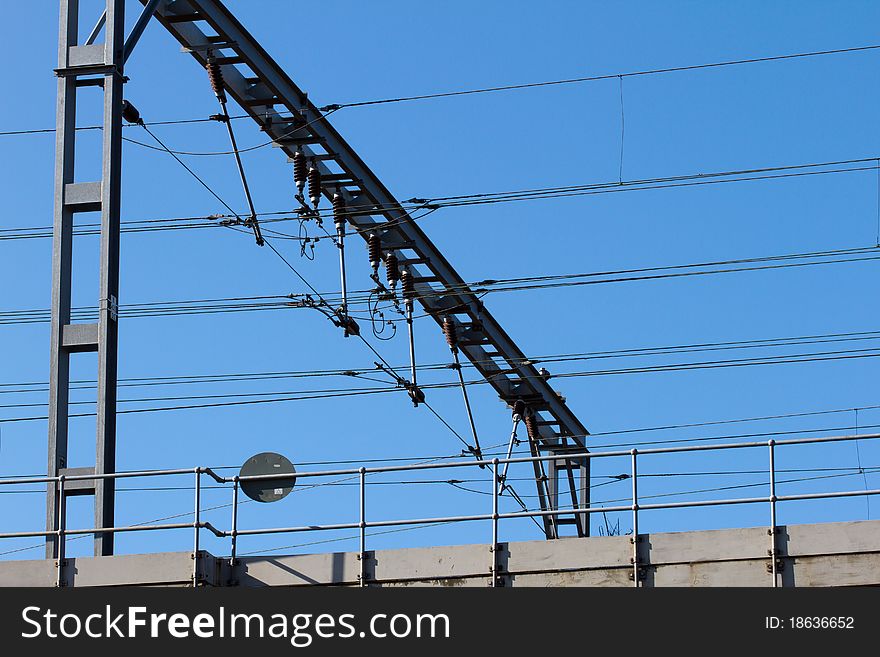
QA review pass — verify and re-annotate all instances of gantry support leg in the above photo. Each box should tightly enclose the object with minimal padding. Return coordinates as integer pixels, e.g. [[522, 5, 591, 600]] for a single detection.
[[46, 0, 126, 558]]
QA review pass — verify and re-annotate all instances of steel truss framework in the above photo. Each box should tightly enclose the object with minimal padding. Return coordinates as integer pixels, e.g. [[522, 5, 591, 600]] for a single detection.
[[46, 0, 592, 550], [46, 0, 128, 558]]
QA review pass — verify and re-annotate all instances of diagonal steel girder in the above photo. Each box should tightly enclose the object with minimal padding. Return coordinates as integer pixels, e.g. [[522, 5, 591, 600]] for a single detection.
[[143, 0, 591, 537]]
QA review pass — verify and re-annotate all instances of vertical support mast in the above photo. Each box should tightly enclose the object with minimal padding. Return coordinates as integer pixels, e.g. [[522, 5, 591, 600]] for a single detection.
[[47, 0, 125, 558]]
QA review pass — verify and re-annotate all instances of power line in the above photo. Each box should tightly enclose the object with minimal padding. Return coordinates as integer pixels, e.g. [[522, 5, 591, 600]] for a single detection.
[[139, 124, 245, 222], [2, 44, 878, 140], [315, 44, 880, 111], [4, 347, 880, 423], [121, 108, 340, 157], [3, 328, 877, 394], [0, 344, 876, 409], [2, 157, 878, 243], [3, 246, 877, 326], [0, 114, 250, 138]]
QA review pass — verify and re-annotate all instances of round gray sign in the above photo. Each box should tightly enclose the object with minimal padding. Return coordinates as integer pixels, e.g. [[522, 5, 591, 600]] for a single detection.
[[239, 452, 296, 503]]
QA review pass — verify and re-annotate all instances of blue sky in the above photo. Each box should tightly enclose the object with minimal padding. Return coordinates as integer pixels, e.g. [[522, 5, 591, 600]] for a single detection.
[[1, 0, 880, 560]]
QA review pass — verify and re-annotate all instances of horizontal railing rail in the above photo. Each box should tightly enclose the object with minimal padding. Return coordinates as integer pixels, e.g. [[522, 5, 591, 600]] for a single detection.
[[0, 432, 877, 587]]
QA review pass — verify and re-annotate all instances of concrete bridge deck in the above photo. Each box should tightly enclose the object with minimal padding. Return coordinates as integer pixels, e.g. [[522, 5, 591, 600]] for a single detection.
[[1, 518, 877, 587]]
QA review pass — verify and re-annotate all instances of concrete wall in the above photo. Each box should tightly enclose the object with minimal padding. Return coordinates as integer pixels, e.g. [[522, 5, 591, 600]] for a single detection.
[[2, 519, 878, 587]]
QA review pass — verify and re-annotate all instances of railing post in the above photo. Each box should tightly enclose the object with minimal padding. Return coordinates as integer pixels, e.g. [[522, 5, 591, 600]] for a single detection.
[[768, 439, 778, 588], [359, 467, 366, 588], [229, 476, 239, 585], [631, 449, 639, 588], [491, 458, 500, 587], [193, 467, 201, 587], [56, 475, 66, 588]]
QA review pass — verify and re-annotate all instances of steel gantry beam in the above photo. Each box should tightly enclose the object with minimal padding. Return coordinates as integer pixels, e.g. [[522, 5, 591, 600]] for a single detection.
[[47, 0, 127, 557], [143, 0, 591, 538]]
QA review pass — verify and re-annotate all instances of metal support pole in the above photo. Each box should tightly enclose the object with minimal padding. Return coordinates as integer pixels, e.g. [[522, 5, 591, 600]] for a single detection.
[[498, 417, 521, 494], [193, 467, 201, 587], [406, 300, 417, 390], [359, 467, 366, 587], [631, 449, 639, 588], [218, 98, 263, 245], [229, 477, 239, 582], [453, 350, 483, 461], [337, 228, 349, 321], [47, 0, 126, 559], [55, 476, 66, 587], [491, 458, 499, 587], [768, 439, 778, 588]]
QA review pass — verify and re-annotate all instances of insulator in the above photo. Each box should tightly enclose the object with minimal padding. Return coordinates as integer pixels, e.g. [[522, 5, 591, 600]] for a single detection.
[[401, 269, 415, 300], [512, 400, 526, 420], [408, 385, 425, 406], [524, 414, 540, 442], [205, 54, 226, 103], [385, 253, 400, 289], [292, 150, 307, 193], [367, 233, 381, 274], [307, 165, 322, 208], [121, 100, 142, 125], [332, 193, 347, 227], [442, 316, 458, 351], [340, 316, 360, 337]]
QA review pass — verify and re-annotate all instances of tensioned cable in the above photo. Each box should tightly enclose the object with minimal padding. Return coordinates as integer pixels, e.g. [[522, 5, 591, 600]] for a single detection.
[[121, 108, 339, 156], [11, 465, 873, 496], [140, 124, 244, 222], [2, 44, 878, 140], [0, 344, 877, 411], [315, 44, 880, 110], [7, 332, 880, 393], [486, 466, 880, 501], [0, 114, 250, 137], [3, 246, 877, 326], [1, 331, 879, 395], [4, 350, 880, 423], [3, 157, 878, 242]]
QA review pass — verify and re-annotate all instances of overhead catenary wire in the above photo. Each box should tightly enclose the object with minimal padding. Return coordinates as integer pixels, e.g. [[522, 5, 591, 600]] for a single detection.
[[2, 413, 878, 477], [139, 123, 245, 223], [0, 114, 251, 138], [3, 156, 879, 243], [5, 335, 880, 404], [3, 246, 879, 326], [4, 328, 880, 394], [2, 43, 879, 140], [315, 44, 880, 110], [5, 348, 880, 423], [1, 343, 879, 409], [120, 107, 340, 157]]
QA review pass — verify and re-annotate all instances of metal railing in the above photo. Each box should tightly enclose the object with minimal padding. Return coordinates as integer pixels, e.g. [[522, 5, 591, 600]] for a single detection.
[[0, 432, 878, 587]]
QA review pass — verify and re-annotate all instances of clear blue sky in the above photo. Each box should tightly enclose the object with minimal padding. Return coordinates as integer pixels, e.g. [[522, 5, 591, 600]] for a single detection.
[[1, 0, 879, 560]]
